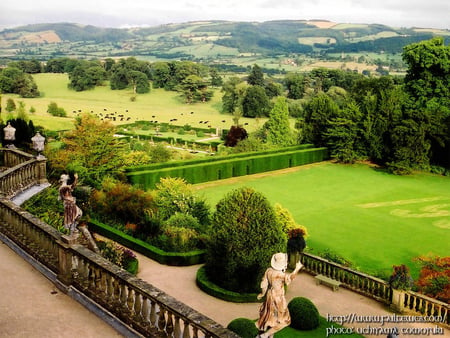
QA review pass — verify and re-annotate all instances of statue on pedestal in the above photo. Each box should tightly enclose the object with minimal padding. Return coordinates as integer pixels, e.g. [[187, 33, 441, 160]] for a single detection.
[[256, 252, 303, 338], [59, 173, 98, 253], [59, 173, 82, 235]]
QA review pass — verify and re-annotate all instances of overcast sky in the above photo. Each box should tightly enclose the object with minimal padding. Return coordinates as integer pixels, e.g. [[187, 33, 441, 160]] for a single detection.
[[1, 0, 449, 30]]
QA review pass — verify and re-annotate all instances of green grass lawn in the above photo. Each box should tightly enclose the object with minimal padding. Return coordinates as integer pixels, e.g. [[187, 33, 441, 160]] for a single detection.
[[196, 162, 450, 279], [1, 73, 268, 132]]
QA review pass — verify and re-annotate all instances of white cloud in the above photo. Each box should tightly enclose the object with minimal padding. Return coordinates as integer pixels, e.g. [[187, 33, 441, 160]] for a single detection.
[[0, 0, 448, 29]]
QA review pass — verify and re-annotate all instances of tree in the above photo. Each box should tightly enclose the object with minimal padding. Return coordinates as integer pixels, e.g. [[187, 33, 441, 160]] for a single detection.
[[324, 102, 362, 164], [224, 125, 248, 147], [205, 187, 287, 293], [48, 113, 125, 188], [5, 98, 16, 113], [178, 75, 212, 103], [128, 70, 150, 94], [0, 67, 40, 98], [242, 85, 270, 118], [247, 64, 264, 87], [68, 63, 106, 91], [402, 37, 450, 168], [285, 73, 305, 99], [221, 76, 244, 114], [262, 96, 294, 146], [301, 92, 340, 146], [414, 255, 450, 303]]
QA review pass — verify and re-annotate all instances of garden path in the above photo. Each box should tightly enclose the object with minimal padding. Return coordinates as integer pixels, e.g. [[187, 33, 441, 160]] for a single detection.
[[135, 252, 450, 338]]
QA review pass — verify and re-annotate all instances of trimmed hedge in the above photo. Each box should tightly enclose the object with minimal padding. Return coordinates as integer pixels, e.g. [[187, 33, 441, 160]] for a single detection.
[[227, 318, 259, 338], [88, 220, 205, 266], [288, 297, 320, 330], [196, 266, 259, 303], [127, 146, 327, 190]]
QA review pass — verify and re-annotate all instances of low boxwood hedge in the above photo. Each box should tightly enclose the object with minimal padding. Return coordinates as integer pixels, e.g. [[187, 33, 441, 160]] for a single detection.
[[196, 266, 259, 303], [88, 219, 205, 266]]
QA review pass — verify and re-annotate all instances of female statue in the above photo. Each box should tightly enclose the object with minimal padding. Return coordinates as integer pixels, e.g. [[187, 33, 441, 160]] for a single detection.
[[256, 252, 303, 338]]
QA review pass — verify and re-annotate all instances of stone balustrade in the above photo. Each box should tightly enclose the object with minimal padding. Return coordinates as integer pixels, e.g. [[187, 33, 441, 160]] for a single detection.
[[0, 197, 239, 337], [301, 252, 392, 304], [0, 148, 47, 199], [403, 291, 449, 326]]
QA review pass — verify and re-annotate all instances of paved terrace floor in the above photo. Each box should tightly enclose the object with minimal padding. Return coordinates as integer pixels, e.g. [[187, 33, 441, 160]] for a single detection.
[[1, 238, 449, 338]]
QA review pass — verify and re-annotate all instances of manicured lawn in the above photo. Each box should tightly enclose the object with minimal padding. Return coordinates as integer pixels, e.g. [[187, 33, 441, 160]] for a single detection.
[[196, 162, 450, 278]]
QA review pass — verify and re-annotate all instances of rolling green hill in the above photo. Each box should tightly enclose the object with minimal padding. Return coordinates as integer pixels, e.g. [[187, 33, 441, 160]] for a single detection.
[[1, 20, 448, 64]]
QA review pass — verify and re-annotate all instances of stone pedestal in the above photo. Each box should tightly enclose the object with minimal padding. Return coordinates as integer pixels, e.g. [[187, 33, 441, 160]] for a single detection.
[[390, 289, 405, 313]]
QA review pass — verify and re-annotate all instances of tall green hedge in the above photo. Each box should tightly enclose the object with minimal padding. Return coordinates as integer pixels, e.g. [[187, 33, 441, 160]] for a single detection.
[[127, 146, 328, 190]]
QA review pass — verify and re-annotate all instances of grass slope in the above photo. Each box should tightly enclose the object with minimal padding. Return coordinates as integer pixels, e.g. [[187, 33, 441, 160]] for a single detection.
[[196, 162, 450, 278], [2, 73, 267, 132]]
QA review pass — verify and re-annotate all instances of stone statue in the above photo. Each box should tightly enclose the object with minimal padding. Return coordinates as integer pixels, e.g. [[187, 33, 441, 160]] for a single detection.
[[59, 173, 82, 235], [256, 252, 303, 338], [59, 173, 99, 253]]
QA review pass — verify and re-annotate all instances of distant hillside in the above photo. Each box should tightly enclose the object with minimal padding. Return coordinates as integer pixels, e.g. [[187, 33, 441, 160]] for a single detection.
[[0, 20, 448, 63]]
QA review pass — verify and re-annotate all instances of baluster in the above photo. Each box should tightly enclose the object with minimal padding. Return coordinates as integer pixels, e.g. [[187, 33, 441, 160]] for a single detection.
[[120, 284, 128, 311], [166, 310, 174, 336], [192, 326, 199, 338], [174, 315, 182, 338], [133, 292, 142, 321], [141, 297, 150, 327], [149, 302, 157, 327], [158, 306, 167, 332], [183, 319, 191, 338], [127, 287, 135, 317]]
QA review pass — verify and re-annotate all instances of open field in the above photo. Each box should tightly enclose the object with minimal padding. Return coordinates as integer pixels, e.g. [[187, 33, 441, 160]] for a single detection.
[[1, 73, 268, 132], [195, 162, 450, 279]]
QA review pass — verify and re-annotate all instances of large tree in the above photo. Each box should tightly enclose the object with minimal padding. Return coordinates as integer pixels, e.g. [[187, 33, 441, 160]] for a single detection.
[[242, 85, 270, 118], [48, 113, 125, 187], [263, 96, 294, 146], [402, 37, 450, 168]]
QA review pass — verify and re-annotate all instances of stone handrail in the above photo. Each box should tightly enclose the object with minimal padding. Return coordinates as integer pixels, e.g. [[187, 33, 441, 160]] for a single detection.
[[403, 291, 449, 326], [301, 252, 392, 304], [0, 197, 239, 338], [0, 148, 47, 199], [301, 252, 449, 328]]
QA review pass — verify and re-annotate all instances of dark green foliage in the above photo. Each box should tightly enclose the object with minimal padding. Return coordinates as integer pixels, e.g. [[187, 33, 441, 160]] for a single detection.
[[247, 64, 264, 86], [263, 96, 294, 146], [205, 187, 287, 293], [0, 66, 40, 98], [68, 61, 106, 91], [288, 297, 320, 330], [196, 267, 258, 303], [227, 318, 259, 338], [242, 85, 270, 117], [88, 220, 206, 266], [0, 118, 35, 149]]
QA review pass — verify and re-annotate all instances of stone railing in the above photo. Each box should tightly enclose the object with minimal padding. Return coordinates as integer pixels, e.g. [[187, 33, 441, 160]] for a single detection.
[[0, 148, 47, 199], [301, 252, 449, 328], [301, 252, 392, 304], [0, 197, 239, 338], [402, 291, 449, 326]]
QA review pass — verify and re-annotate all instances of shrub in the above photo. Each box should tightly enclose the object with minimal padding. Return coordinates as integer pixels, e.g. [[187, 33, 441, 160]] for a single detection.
[[205, 187, 287, 293], [153, 177, 210, 224], [414, 255, 450, 302], [89, 179, 156, 227], [389, 264, 413, 290], [165, 212, 202, 233], [288, 297, 320, 330], [227, 318, 259, 338], [47, 102, 67, 117], [153, 226, 199, 252], [97, 239, 138, 275]]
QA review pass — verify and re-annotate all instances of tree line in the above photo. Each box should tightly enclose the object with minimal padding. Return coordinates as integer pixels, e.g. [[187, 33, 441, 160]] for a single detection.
[[222, 38, 449, 174], [0, 37, 448, 174]]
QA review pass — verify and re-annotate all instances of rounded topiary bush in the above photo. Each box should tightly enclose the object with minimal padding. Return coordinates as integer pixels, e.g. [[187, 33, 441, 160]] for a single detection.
[[227, 318, 259, 338], [288, 297, 320, 330], [205, 187, 287, 293]]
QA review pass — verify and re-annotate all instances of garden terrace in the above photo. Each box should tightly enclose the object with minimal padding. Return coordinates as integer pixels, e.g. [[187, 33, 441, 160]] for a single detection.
[[0, 148, 239, 338]]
